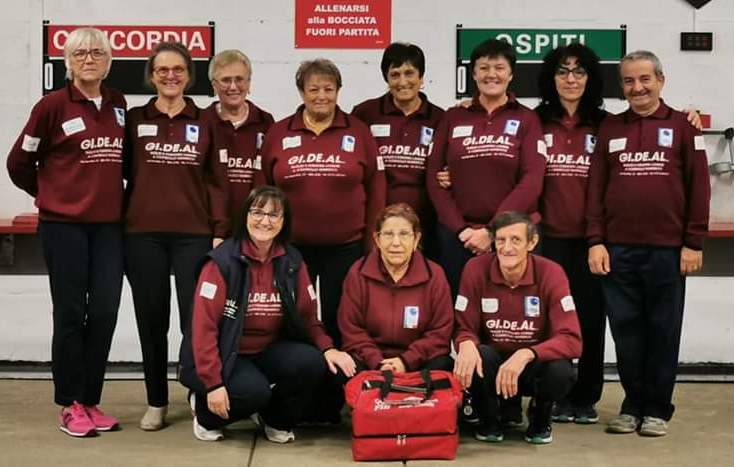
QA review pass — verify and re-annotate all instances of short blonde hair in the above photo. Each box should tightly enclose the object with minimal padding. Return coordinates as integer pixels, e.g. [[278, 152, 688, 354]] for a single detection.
[[63, 27, 112, 80], [208, 49, 252, 81]]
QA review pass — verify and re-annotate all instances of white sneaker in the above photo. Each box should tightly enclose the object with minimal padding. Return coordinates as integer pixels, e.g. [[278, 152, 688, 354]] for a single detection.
[[263, 423, 295, 443], [190, 393, 224, 441], [193, 417, 224, 441], [140, 405, 168, 431]]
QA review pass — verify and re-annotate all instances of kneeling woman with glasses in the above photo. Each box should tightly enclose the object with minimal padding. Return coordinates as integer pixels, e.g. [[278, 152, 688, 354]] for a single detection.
[[180, 186, 355, 443]]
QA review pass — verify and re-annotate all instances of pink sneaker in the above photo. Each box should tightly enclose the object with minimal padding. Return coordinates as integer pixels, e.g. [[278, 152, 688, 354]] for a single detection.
[[59, 402, 97, 437], [84, 405, 120, 431]]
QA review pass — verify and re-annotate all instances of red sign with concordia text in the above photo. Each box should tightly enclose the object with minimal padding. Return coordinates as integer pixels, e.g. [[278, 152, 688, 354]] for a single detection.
[[46, 25, 213, 58], [295, 0, 391, 48]]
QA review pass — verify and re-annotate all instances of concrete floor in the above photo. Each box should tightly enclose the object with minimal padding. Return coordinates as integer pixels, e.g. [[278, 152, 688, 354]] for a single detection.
[[0, 381, 732, 467]]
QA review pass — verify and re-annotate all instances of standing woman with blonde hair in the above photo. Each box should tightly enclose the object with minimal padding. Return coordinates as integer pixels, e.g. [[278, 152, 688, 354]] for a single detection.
[[203, 49, 274, 223], [124, 41, 229, 431], [7, 27, 126, 437]]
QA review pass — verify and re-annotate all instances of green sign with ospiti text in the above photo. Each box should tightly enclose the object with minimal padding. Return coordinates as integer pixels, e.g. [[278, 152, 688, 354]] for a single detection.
[[458, 28, 625, 62], [456, 26, 627, 98]]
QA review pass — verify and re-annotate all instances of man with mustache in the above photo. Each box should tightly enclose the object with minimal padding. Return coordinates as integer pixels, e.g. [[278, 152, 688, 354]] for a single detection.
[[586, 50, 710, 437]]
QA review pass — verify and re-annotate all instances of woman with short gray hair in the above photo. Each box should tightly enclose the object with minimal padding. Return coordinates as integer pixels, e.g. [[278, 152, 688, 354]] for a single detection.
[[7, 26, 126, 437]]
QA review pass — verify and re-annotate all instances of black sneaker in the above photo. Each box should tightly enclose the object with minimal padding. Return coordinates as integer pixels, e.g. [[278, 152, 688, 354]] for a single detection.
[[460, 391, 480, 425], [475, 422, 504, 443], [500, 396, 524, 428], [574, 405, 599, 424], [525, 399, 553, 445], [551, 400, 575, 423]]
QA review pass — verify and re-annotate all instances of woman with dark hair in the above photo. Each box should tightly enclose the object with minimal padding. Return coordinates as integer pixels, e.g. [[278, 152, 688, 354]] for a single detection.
[[338, 203, 453, 375], [7, 27, 124, 438], [426, 38, 546, 298], [180, 185, 355, 443], [124, 41, 229, 430], [351, 43, 444, 259], [533, 43, 607, 425]]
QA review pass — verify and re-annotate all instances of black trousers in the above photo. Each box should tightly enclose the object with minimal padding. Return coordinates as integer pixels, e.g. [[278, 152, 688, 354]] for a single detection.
[[296, 240, 363, 420], [542, 236, 605, 406], [194, 341, 326, 431], [603, 245, 685, 421], [469, 345, 576, 426], [125, 233, 211, 407], [436, 223, 474, 299], [39, 221, 123, 407], [295, 240, 363, 348]]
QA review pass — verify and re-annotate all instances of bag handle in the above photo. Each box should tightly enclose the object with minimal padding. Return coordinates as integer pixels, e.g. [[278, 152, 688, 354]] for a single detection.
[[379, 370, 394, 400], [420, 369, 435, 399]]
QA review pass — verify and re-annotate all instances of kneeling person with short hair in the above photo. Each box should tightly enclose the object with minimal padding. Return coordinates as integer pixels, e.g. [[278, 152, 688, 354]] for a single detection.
[[453, 212, 581, 444]]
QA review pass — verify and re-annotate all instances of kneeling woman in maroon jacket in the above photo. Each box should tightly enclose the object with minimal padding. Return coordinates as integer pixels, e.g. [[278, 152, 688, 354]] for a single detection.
[[338, 203, 454, 374], [181, 186, 355, 443]]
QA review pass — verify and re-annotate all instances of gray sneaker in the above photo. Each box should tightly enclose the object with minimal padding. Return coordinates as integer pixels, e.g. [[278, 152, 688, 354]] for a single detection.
[[639, 416, 668, 437], [606, 414, 640, 434]]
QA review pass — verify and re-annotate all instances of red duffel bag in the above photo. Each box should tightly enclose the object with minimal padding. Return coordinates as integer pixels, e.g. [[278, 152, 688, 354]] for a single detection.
[[344, 369, 462, 461]]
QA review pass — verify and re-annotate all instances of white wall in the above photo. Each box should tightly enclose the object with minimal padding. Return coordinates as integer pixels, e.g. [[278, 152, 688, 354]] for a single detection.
[[1, 1, 733, 363], [1, 275, 731, 363]]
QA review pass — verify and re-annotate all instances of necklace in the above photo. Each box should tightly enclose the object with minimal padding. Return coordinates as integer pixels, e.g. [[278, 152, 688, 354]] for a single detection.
[[155, 98, 186, 117], [303, 111, 333, 133]]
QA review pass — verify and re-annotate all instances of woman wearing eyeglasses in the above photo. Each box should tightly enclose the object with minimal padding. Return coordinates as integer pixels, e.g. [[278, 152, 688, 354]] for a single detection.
[[180, 185, 355, 443], [533, 44, 607, 425], [338, 203, 453, 376], [7, 27, 125, 437], [203, 50, 274, 224], [124, 41, 229, 431]]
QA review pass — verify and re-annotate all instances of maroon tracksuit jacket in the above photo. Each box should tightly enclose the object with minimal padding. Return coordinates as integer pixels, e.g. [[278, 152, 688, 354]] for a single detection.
[[7, 82, 126, 222], [124, 98, 229, 237], [540, 113, 602, 238], [351, 93, 444, 226], [338, 250, 453, 370], [427, 94, 546, 233], [454, 253, 582, 361], [258, 106, 386, 249], [203, 101, 274, 222], [586, 102, 710, 249]]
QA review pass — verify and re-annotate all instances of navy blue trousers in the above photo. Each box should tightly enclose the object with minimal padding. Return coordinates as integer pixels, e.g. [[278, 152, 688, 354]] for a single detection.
[[603, 245, 685, 421], [39, 221, 123, 406]]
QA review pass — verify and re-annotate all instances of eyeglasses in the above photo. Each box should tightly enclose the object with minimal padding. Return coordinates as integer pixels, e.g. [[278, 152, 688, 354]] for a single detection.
[[71, 48, 107, 61], [153, 66, 187, 77], [214, 76, 250, 88], [378, 230, 415, 242], [249, 209, 283, 223], [555, 66, 588, 79]]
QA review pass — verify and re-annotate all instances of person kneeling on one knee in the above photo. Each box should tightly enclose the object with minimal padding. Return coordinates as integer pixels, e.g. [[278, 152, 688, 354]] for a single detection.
[[179, 186, 355, 443], [453, 211, 582, 445]]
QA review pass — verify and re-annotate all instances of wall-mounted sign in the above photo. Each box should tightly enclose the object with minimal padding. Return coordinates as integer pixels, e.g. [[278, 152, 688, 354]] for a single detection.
[[456, 26, 626, 99], [295, 0, 391, 49], [43, 22, 215, 95]]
